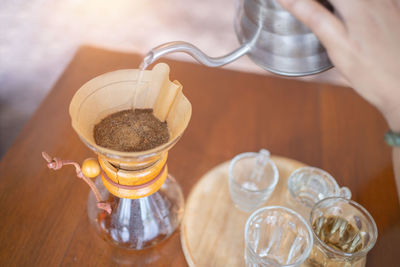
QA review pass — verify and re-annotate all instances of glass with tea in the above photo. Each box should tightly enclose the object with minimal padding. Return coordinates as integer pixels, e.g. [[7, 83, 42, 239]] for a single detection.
[[307, 197, 378, 267]]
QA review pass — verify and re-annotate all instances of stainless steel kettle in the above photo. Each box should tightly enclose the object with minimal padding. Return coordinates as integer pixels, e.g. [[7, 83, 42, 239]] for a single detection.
[[142, 0, 333, 76]]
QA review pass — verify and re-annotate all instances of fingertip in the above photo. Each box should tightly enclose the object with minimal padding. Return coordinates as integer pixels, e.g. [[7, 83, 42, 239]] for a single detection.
[[277, 0, 347, 51]]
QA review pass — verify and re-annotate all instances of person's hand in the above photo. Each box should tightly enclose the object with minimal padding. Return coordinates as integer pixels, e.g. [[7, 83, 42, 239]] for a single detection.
[[277, 0, 400, 131]]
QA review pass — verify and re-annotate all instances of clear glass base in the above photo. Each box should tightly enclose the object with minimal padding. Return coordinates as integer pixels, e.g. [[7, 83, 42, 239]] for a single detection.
[[88, 175, 184, 250]]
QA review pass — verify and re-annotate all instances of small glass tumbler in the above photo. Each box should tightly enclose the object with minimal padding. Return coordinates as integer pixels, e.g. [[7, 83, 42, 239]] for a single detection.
[[229, 150, 279, 212], [288, 167, 351, 208], [307, 197, 378, 267], [245, 206, 313, 267]]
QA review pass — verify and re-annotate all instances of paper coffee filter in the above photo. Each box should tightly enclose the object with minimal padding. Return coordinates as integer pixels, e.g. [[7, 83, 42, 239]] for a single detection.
[[69, 63, 192, 160]]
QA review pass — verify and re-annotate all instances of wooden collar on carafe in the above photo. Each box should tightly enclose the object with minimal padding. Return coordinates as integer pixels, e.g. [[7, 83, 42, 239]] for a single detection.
[[98, 153, 168, 199]]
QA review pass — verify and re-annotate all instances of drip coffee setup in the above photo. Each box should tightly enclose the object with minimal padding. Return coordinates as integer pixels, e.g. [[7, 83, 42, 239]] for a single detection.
[[44, 63, 191, 249], [40, 0, 379, 266]]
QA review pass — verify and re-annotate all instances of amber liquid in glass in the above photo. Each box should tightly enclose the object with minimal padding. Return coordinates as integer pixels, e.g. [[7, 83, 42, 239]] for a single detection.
[[306, 215, 366, 267], [313, 215, 363, 253]]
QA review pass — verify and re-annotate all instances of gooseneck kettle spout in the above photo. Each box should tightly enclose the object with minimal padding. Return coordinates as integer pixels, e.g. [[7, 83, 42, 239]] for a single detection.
[[140, 0, 334, 76], [141, 41, 251, 70]]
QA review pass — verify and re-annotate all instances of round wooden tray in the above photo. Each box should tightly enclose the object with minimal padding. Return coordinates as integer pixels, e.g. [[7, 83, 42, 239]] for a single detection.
[[180, 156, 308, 267]]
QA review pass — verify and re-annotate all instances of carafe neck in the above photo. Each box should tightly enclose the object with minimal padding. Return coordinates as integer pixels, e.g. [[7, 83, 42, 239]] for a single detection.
[[98, 153, 169, 199]]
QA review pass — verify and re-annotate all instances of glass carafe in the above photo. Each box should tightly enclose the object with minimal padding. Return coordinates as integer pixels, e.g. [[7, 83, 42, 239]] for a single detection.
[[68, 63, 192, 249], [88, 174, 183, 249]]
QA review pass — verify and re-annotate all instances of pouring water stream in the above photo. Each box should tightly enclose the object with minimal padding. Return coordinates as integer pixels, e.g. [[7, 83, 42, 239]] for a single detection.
[[132, 41, 250, 109]]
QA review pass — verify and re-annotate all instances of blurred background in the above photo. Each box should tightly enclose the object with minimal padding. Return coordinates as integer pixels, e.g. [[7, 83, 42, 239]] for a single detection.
[[0, 0, 347, 158]]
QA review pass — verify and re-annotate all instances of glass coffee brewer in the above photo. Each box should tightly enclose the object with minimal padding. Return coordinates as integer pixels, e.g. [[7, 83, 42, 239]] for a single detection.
[[43, 63, 192, 249]]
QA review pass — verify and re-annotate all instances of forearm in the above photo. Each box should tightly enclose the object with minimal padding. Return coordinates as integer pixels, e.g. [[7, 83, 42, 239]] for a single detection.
[[385, 107, 400, 201], [394, 147, 400, 202], [277, 0, 400, 201]]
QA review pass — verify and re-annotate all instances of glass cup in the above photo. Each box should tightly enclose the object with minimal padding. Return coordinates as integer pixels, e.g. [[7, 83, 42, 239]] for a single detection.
[[245, 206, 313, 267], [288, 167, 351, 208], [307, 197, 378, 267], [229, 150, 279, 212]]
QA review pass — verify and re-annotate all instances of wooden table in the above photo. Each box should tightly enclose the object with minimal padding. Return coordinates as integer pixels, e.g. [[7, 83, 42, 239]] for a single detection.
[[0, 46, 399, 266]]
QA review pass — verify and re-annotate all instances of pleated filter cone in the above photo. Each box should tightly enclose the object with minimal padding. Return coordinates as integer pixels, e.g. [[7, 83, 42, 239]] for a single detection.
[[69, 63, 192, 169]]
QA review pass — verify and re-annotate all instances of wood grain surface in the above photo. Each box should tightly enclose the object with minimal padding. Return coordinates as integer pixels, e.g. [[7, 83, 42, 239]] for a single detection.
[[0, 46, 399, 267]]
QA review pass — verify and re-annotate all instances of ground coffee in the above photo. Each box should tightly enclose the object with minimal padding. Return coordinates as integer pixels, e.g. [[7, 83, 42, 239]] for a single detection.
[[94, 109, 169, 152]]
